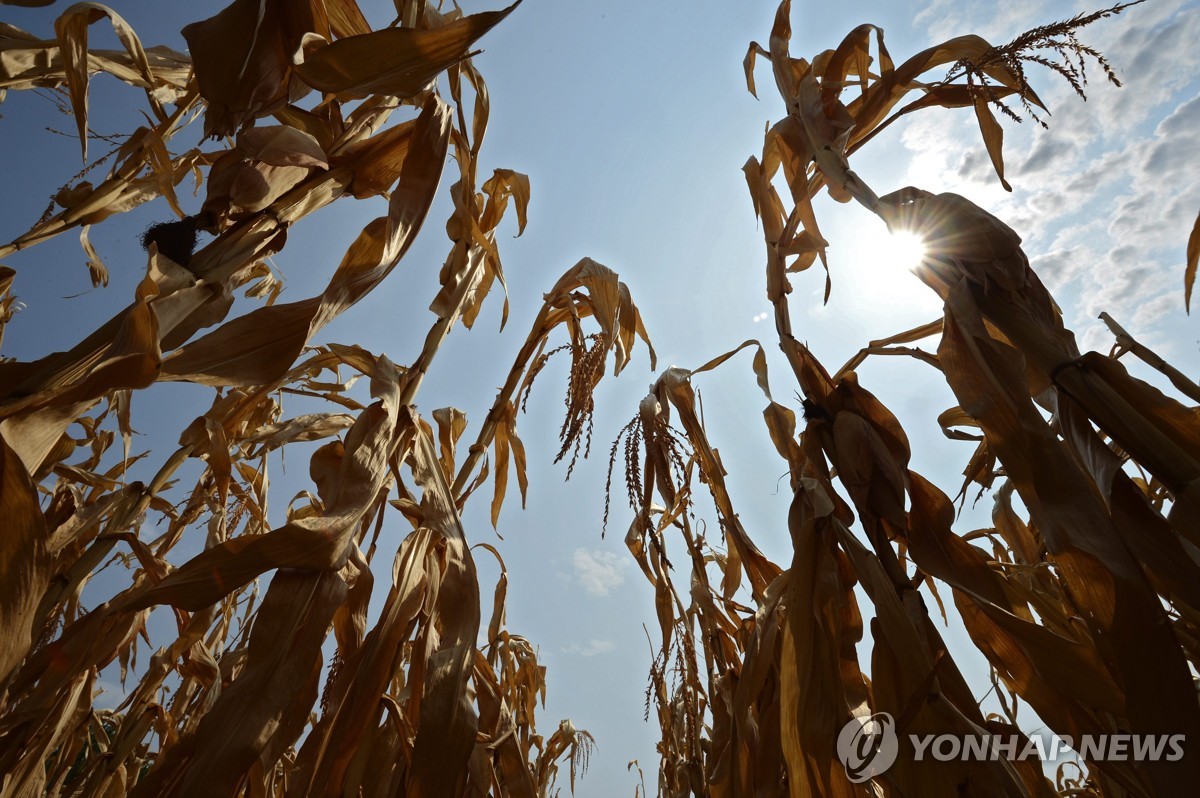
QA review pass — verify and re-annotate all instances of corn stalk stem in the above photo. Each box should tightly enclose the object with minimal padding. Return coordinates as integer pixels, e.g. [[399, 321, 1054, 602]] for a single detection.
[[400, 249, 489, 408], [451, 305, 550, 497]]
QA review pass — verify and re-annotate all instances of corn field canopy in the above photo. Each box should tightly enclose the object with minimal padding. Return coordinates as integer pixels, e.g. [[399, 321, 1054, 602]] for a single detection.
[[0, 0, 1199, 797]]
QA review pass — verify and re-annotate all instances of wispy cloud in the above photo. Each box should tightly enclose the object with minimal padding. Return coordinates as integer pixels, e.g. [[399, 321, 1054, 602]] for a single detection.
[[895, 0, 1200, 356], [563, 639, 616, 657], [914, 0, 1044, 43], [572, 547, 628, 597]]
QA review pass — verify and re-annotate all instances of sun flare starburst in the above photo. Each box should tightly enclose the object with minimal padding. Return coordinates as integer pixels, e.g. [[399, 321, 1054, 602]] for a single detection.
[[886, 230, 927, 272], [837, 224, 939, 314]]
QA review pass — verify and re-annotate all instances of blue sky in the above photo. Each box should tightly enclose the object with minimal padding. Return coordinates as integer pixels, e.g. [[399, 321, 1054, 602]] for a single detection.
[[2, 0, 1199, 794]]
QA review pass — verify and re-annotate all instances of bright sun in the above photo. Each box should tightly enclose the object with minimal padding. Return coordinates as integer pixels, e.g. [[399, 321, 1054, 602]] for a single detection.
[[884, 230, 927, 272], [847, 225, 927, 278], [839, 224, 938, 313]]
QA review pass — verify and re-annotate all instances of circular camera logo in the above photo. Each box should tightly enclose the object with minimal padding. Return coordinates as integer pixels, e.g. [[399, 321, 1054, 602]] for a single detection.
[[837, 712, 898, 783]]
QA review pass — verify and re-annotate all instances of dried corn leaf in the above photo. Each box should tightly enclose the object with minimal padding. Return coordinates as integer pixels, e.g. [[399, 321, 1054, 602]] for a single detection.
[[0, 433, 51, 685], [294, 3, 518, 100], [182, 0, 329, 138], [53, 3, 162, 161], [162, 97, 451, 386], [1186, 208, 1200, 312]]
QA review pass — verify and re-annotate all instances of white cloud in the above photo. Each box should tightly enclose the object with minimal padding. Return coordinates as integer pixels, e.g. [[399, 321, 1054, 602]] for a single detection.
[[1029, 248, 1083, 293], [890, 0, 1200, 362], [913, 0, 1044, 43], [572, 547, 628, 597], [1018, 136, 1073, 176], [563, 639, 616, 657], [912, 0, 1200, 121]]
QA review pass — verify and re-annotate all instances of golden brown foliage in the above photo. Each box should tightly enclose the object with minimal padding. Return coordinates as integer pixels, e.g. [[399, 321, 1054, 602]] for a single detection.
[[0, 2, 654, 796], [617, 2, 1200, 796], [3, 2, 1199, 797]]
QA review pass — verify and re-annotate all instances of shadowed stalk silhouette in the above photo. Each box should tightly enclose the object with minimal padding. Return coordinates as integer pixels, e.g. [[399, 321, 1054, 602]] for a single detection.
[[615, 1, 1200, 796]]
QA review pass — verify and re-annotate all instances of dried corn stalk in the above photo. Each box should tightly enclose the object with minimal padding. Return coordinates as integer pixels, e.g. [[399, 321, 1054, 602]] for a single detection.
[[621, 2, 1200, 796], [0, 2, 654, 796]]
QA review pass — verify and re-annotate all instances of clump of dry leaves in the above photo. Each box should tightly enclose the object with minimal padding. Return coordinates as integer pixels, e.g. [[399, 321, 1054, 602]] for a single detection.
[[0, 2, 653, 796]]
